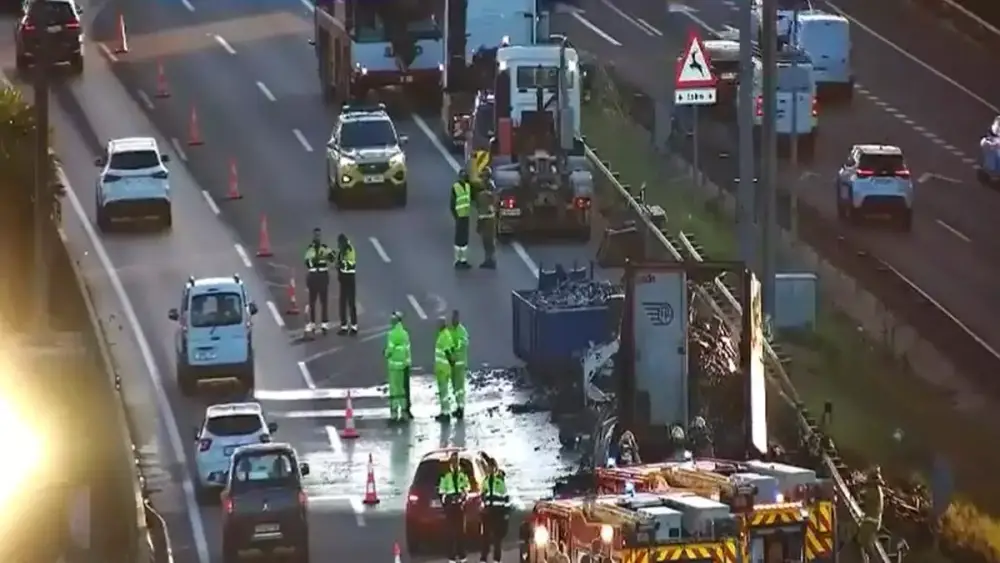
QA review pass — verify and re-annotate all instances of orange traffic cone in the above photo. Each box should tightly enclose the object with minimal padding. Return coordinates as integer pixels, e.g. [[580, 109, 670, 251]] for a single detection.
[[114, 14, 128, 54], [155, 60, 170, 97], [188, 106, 203, 146], [286, 277, 300, 315], [226, 158, 242, 199], [392, 542, 402, 563], [362, 453, 380, 505], [340, 390, 359, 439], [256, 215, 272, 257]]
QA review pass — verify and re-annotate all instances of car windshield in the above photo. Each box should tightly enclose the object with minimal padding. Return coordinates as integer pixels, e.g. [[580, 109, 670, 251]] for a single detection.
[[231, 451, 298, 490], [109, 149, 160, 170], [339, 120, 397, 150], [206, 414, 262, 437], [412, 458, 479, 491], [189, 292, 243, 327], [858, 153, 905, 174]]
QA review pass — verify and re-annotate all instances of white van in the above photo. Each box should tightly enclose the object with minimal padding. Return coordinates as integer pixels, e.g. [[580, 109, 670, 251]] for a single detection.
[[746, 49, 818, 155], [791, 11, 853, 100]]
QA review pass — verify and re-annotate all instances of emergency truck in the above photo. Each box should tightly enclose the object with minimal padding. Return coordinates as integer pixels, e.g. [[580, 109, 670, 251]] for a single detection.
[[313, 0, 443, 104], [522, 491, 741, 563], [593, 460, 837, 563]]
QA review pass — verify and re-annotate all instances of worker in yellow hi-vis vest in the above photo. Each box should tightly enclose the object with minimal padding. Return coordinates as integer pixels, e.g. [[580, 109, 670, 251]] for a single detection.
[[469, 149, 490, 184], [451, 170, 473, 269]]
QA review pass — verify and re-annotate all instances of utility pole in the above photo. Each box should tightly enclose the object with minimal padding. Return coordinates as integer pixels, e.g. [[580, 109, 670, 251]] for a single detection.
[[30, 0, 52, 335], [736, 0, 756, 273], [760, 0, 778, 318], [789, 6, 800, 247]]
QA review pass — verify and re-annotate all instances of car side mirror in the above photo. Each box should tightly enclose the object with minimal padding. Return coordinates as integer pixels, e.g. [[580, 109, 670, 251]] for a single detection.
[[161, 154, 171, 163], [249, 302, 258, 315], [267, 422, 278, 433], [300, 462, 311, 476], [399, 135, 408, 144], [94, 157, 105, 167], [327, 141, 336, 149], [169, 308, 180, 321], [193, 427, 200, 440]]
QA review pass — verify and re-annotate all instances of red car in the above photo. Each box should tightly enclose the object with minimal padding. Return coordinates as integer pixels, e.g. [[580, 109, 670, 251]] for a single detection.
[[405, 448, 496, 555]]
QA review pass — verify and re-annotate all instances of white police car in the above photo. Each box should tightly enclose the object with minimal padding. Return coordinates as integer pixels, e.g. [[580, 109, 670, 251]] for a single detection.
[[193, 401, 277, 501], [836, 144, 913, 231], [94, 137, 172, 232], [169, 275, 258, 396]]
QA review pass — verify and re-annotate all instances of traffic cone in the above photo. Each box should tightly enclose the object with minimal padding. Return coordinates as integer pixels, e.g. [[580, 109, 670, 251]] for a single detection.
[[362, 453, 380, 505], [392, 542, 402, 563], [188, 106, 203, 146], [286, 277, 300, 315], [114, 14, 128, 54], [256, 214, 272, 257], [340, 390, 359, 439], [155, 60, 170, 97], [226, 158, 242, 199]]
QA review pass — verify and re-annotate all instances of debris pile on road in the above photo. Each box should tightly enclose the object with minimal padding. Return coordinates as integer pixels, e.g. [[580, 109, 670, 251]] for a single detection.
[[525, 279, 623, 310], [687, 312, 745, 456]]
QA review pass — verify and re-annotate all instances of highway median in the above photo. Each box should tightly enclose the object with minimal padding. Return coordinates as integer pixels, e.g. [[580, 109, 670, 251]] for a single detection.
[[582, 64, 1000, 563]]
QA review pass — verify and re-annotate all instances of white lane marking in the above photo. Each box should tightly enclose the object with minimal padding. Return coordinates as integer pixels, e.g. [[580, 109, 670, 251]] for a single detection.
[[256, 81, 276, 102], [407, 294, 428, 320], [181, 0, 194, 11], [137, 89, 154, 110], [323, 426, 342, 456], [98, 42, 118, 63], [935, 0, 999, 37], [297, 360, 317, 389], [171, 137, 188, 162], [635, 17, 663, 36], [571, 12, 622, 46], [233, 243, 252, 268], [348, 496, 366, 527], [825, 1, 999, 113], [600, 0, 659, 36], [266, 300, 285, 327], [299, 0, 315, 12], [59, 168, 211, 562], [671, 8, 721, 35], [369, 236, 391, 263], [293, 129, 313, 152], [411, 114, 541, 279], [298, 326, 391, 364], [201, 189, 220, 215], [213, 34, 237, 55], [936, 219, 971, 242]]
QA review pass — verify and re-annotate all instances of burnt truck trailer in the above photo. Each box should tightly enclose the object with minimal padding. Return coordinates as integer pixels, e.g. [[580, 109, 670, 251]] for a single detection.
[[313, 0, 444, 104]]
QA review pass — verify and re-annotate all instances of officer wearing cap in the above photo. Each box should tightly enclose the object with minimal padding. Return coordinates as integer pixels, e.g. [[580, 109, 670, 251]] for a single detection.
[[479, 456, 510, 563], [476, 167, 498, 269], [439, 451, 472, 563], [303, 227, 336, 334]]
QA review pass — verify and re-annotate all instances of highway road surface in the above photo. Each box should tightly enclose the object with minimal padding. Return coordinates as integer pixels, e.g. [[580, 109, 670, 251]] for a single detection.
[[554, 0, 1000, 373], [22, 0, 619, 560]]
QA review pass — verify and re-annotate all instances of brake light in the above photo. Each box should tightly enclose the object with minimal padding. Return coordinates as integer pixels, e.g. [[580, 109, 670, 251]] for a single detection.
[[66, 20, 80, 29], [499, 197, 516, 209], [895, 169, 910, 177], [198, 438, 213, 452], [755, 95, 763, 117], [21, 22, 34, 31], [408, 494, 420, 503], [573, 196, 591, 209], [856, 169, 874, 177], [223, 497, 234, 514], [811, 97, 818, 117]]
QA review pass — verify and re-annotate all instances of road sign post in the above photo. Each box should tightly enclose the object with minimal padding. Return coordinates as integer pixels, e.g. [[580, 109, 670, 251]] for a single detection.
[[674, 32, 718, 187]]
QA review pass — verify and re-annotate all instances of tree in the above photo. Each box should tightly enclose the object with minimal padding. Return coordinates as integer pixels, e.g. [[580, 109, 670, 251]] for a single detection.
[[0, 84, 61, 325]]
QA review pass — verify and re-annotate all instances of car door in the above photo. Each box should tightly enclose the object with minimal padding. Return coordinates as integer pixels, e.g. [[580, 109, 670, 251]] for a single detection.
[[176, 286, 191, 354]]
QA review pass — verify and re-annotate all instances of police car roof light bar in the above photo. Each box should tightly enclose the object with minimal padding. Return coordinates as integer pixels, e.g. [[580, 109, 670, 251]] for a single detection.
[[341, 102, 387, 114]]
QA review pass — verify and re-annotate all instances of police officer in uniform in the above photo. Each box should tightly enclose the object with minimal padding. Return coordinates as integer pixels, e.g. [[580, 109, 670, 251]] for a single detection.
[[303, 228, 336, 334], [476, 168, 498, 269], [479, 457, 510, 563], [336, 233, 358, 335], [451, 170, 473, 269], [438, 452, 472, 563]]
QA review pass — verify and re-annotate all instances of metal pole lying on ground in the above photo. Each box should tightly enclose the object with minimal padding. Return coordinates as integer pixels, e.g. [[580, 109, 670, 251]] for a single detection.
[[760, 0, 778, 318], [737, 0, 757, 274]]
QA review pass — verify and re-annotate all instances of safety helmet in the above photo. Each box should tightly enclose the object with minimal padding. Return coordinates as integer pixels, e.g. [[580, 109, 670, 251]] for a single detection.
[[391, 311, 403, 323]]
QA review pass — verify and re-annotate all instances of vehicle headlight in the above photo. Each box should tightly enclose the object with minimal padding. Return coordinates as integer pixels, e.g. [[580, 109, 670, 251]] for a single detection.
[[533, 525, 549, 547], [600, 524, 613, 544], [390, 153, 406, 167]]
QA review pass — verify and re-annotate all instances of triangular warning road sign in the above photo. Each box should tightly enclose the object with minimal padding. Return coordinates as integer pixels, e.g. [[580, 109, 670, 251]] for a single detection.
[[675, 32, 717, 89]]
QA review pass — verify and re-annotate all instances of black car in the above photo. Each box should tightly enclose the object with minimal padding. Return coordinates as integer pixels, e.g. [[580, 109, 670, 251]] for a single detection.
[[15, 0, 84, 73], [221, 443, 311, 563]]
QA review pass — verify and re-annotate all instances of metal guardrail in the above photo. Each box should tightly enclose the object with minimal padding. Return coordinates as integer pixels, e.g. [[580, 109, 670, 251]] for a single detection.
[[584, 145, 892, 563]]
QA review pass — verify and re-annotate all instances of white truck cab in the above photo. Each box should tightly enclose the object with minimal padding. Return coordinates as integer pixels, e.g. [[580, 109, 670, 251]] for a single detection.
[[495, 44, 581, 133]]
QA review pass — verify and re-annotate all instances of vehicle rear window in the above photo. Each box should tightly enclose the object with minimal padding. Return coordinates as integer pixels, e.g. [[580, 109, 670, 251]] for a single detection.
[[231, 451, 298, 489], [27, 1, 77, 24], [206, 414, 262, 437], [109, 150, 160, 170], [858, 153, 905, 174], [776, 0, 811, 10], [189, 292, 243, 328], [412, 459, 479, 491], [711, 59, 740, 81]]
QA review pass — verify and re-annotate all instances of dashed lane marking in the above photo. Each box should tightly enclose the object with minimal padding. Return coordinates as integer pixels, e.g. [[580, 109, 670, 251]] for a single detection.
[[937, 219, 971, 242], [571, 11, 621, 46], [266, 300, 285, 327], [171, 137, 188, 162], [600, 0, 661, 36], [256, 81, 276, 102], [200, 190, 219, 215], [349, 496, 366, 527], [137, 89, 154, 110], [323, 426, 342, 456], [369, 236, 391, 263], [234, 243, 252, 268], [213, 34, 237, 55], [293, 129, 313, 152], [181, 0, 194, 11], [297, 360, 317, 389], [407, 294, 427, 320], [98, 42, 118, 63]]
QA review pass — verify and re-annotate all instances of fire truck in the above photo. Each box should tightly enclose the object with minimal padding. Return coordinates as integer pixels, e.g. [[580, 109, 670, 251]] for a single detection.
[[591, 460, 837, 563], [521, 491, 741, 563], [313, 0, 444, 104]]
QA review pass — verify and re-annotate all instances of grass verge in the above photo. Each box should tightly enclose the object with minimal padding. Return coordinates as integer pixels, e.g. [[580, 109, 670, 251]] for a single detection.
[[581, 98, 1000, 563]]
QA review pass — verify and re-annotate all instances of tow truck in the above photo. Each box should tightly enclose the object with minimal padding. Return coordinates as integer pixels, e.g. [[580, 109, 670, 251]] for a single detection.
[[313, 0, 443, 104], [487, 41, 594, 241], [438, 0, 546, 150]]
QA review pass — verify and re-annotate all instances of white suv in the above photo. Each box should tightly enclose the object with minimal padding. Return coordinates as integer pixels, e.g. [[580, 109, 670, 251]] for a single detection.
[[193, 402, 276, 501]]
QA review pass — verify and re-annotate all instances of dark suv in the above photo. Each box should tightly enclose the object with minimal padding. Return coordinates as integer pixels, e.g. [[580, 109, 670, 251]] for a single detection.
[[221, 443, 311, 563], [15, 0, 84, 73]]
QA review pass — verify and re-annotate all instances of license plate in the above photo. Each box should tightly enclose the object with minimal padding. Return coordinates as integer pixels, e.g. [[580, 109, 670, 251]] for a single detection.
[[255, 524, 280, 533], [363, 174, 384, 184], [430, 500, 442, 508], [47, 25, 63, 32], [500, 209, 521, 216], [400, 75, 414, 83]]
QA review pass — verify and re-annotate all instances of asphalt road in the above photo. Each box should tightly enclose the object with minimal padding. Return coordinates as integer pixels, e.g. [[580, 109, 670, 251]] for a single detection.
[[555, 0, 1000, 366], [23, 0, 611, 561]]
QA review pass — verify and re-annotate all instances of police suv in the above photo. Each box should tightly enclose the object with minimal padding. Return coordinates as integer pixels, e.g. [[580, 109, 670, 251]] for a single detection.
[[194, 401, 277, 501], [94, 137, 172, 232], [169, 275, 258, 396], [836, 144, 913, 231], [326, 103, 409, 208]]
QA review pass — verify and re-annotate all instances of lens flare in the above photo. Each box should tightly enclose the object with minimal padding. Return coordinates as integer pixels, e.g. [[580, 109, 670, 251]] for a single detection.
[[0, 397, 45, 505]]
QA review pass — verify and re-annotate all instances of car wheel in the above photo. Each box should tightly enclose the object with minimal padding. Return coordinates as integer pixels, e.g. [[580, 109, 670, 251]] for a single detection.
[[899, 210, 913, 233], [295, 545, 311, 563], [97, 207, 112, 232], [162, 211, 173, 230], [70, 54, 84, 74], [394, 185, 408, 208], [406, 527, 423, 555], [241, 369, 255, 394], [15, 53, 28, 73], [178, 364, 196, 396], [222, 540, 240, 563]]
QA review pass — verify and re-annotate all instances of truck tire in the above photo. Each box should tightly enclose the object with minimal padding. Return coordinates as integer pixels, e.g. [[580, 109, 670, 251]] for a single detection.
[[97, 207, 112, 233], [222, 540, 239, 563], [178, 364, 197, 396]]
